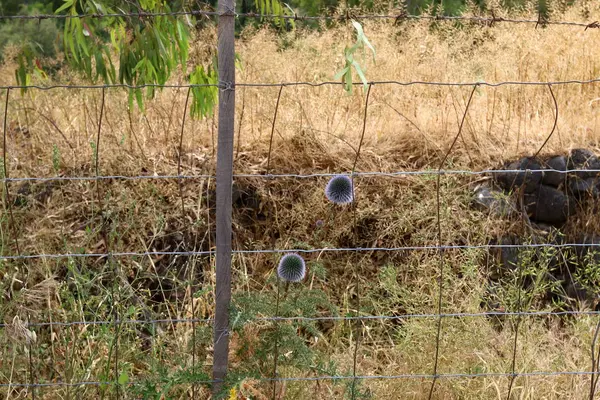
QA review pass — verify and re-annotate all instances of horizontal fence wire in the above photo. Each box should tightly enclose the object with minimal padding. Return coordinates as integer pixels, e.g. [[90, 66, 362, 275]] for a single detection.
[[0, 9, 598, 29], [2, 242, 600, 261], [3, 310, 600, 329], [4, 77, 600, 90], [1, 168, 600, 184], [3, 370, 600, 389]]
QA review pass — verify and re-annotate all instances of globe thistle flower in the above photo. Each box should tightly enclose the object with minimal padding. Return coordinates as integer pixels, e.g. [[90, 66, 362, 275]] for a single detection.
[[325, 175, 353, 204], [277, 253, 306, 282]]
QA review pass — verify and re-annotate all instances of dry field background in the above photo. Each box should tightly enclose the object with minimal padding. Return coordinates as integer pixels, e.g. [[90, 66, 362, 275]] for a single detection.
[[3, 2, 600, 399]]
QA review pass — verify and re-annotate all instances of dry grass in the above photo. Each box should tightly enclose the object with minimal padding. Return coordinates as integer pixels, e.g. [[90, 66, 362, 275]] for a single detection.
[[3, 2, 600, 399]]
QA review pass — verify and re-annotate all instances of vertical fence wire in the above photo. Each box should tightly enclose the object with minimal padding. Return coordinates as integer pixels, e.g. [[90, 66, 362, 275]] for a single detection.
[[94, 88, 120, 400], [2, 87, 35, 400], [591, 321, 600, 399], [267, 84, 285, 400], [266, 85, 284, 175], [27, 315, 35, 400], [429, 84, 478, 400], [350, 83, 372, 399], [2, 88, 21, 256], [506, 207, 525, 400], [175, 87, 198, 398]]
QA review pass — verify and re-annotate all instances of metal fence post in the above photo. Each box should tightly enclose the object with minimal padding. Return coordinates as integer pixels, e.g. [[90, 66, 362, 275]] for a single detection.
[[213, 0, 236, 396]]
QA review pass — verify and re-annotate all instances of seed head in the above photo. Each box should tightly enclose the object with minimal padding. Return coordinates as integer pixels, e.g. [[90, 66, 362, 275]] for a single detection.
[[325, 175, 353, 204], [277, 253, 306, 282]]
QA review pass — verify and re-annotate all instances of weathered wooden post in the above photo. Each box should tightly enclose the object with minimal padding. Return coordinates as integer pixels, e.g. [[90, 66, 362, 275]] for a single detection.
[[213, 0, 235, 395]]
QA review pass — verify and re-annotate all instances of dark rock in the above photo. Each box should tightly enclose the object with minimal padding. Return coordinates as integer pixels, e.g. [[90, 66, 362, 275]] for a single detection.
[[530, 222, 558, 236], [488, 236, 521, 280], [567, 177, 600, 198], [13, 182, 31, 207], [480, 284, 506, 331], [542, 155, 567, 187], [494, 157, 543, 193], [567, 148, 600, 178], [524, 185, 574, 224], [472, 184, 515, 217], [574, 234, 600, 265], [564, 281, 591, 302]]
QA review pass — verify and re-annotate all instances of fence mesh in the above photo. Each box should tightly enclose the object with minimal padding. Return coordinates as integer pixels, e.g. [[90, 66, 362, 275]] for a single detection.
[[2, 4, 600, 400]]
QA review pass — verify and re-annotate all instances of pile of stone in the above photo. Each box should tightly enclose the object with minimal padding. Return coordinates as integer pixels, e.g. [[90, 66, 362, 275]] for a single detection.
[[475, 148, 600, 225], [474, 149, 600, 310]]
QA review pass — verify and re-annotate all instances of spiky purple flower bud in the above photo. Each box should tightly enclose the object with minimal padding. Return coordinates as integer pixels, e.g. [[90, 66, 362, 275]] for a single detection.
[[325, 175, 353, 204], [277, 253, 306, 282]]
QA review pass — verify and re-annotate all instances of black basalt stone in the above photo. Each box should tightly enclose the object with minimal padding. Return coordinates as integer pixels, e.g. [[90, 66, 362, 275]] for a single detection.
[[487, 236, 520, 281], [574, 234, 600, 265], [472, 184, 515, 217], [567, 148, 600, 179], [567, 177, 600, 198], [564, 281, 592, 303], [542, 155, 567, 187], [494, 157, 543, 193], [524, 185, 574, 224]]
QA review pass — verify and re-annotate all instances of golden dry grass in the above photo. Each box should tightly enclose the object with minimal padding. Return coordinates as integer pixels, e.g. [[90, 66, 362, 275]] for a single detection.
[[3, 2, 600, 399]]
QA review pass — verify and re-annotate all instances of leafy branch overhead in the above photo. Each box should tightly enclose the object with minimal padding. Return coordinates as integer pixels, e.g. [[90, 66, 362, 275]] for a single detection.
[[335, 20, 376, 93], [14, 0, 210, 119], [59, 0, 197, 112], [13, 0, 293, 118], [254, 0, 296, 30]]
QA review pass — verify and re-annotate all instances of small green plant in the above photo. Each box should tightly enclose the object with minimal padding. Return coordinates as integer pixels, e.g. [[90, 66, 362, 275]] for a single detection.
[[334, 20, 375, 94], [230, 267, 340, 395], [89, 140, 97, 166], [574, 249, 600, 293], [52, 144, 61, 173], [344, 376, 372, 399], [489, 240, 564, 313]]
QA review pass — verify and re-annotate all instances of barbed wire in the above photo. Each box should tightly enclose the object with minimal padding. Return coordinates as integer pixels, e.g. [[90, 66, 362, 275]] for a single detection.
[[1, 168, 600, 184], [3, 77, 600, 91], [2, 242, 600, 262], [3, 370, 600, 389], [2, 310, 599, 329], [0, 9, 598, 30]]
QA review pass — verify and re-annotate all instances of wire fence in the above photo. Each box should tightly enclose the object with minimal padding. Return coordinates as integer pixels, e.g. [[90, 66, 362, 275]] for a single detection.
[[1, 7, 600, 29], [4, 77, 600, 90], [2, 3, 600, 400]]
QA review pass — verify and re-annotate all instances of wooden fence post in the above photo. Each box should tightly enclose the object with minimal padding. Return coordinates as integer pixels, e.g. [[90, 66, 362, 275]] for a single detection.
[[213, 0, 235, 396]]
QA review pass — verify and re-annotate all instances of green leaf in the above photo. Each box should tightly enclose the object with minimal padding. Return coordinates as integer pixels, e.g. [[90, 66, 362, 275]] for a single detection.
[[118, 372, 129, 385], [351, 60, 368, 92], [66, 31, 78, 63], [91, 1, 104, 13], [128, 89, 134, 110], [55, 0, 74, 14], [351, 20, 375, 61], [132, 58, 146, 73], [334, 66, 350, 81], [110, 27, 121, 52], [135, 89, 144, 111], [43, 0, 194, 113], [284, 3, 296, 29], [344, 69, 352, 93]]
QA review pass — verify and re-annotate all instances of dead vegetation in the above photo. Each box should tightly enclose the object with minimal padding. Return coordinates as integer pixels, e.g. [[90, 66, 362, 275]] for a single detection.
[[3, 2, 600, 399]]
